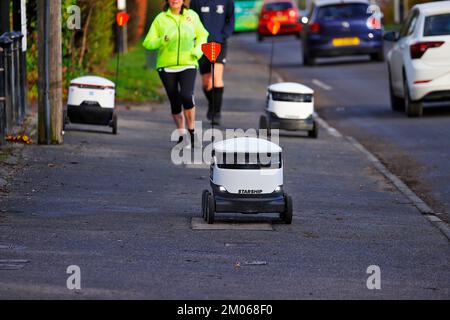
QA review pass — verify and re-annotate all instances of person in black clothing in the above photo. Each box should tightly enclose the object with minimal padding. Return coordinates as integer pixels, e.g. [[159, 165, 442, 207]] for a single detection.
[[189, 0, 235, 125]]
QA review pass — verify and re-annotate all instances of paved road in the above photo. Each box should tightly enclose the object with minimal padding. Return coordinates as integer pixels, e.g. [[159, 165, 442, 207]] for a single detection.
[[232, 33, 450, 220], [0, 40, 449, 299]]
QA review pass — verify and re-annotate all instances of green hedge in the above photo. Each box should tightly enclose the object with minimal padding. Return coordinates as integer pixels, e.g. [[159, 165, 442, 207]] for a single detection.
[[26, 0, 116, 101]]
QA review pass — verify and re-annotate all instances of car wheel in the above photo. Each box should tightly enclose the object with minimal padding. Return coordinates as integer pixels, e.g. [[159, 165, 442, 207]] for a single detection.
[[303, 51, 315, 66], [389, 70, 405, 112], [257, 33, 264, 42], [370, 50, 384, 62], [404, 79, 423, 117]]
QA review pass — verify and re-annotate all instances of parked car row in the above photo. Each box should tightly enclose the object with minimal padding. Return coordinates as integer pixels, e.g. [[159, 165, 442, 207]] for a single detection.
[[255, 0, 450, 117], [257, 0, 384, 65]]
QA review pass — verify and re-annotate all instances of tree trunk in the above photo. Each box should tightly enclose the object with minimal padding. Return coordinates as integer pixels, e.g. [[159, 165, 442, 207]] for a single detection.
[[78, 4, 94, 67]]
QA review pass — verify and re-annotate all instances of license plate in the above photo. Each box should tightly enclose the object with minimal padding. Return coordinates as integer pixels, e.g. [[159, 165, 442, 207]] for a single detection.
[[273, 15, 288, 22], [332, 37, 360, 46]]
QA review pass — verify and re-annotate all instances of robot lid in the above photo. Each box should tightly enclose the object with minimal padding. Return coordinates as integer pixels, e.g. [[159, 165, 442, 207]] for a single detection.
[[268, 82, 313, 95], [70, 76, 115, 88], [213, 137, 282, 154]]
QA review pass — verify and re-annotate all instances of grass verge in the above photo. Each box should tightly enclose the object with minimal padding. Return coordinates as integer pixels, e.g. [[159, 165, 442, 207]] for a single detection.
[[106, 45, 164, 103]]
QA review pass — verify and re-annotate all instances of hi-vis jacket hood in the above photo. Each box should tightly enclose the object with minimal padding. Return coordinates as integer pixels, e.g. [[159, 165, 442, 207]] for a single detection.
[[142, 9, 209, 69]]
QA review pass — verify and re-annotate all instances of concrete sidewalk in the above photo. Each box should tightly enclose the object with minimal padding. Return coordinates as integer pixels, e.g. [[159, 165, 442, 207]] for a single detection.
[[0, 39, 448, 299]]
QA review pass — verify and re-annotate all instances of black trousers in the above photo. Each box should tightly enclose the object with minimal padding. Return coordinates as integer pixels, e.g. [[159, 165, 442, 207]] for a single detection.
[[158, 68, 197, 115]]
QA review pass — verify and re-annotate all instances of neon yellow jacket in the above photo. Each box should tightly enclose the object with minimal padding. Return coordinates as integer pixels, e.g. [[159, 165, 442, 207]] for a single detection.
[[143, 9, 209, 69]]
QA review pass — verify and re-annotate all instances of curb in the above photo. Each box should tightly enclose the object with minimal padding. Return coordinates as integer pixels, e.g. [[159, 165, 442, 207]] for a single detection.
[[273, 71, 450, 242], [343, 133, 450, 241]]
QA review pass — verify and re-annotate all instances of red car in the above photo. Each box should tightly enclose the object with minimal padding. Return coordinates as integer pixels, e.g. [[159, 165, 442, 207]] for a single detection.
[[257, 0, 302, 41]]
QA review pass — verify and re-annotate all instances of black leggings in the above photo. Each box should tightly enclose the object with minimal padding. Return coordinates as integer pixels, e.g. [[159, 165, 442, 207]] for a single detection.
[[158, 68, 197, 115]]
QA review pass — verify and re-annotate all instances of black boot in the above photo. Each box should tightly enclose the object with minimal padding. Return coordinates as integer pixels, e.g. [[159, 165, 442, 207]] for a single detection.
[[203, 88, 213, 121], [211, 87, 224, 126]]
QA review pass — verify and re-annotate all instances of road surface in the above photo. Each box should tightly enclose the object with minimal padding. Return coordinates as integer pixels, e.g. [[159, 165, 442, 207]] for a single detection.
[[233, 33, 450, 221]]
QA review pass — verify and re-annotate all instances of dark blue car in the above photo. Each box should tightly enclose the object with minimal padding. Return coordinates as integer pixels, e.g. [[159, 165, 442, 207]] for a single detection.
[[301, 0, 384, 65]]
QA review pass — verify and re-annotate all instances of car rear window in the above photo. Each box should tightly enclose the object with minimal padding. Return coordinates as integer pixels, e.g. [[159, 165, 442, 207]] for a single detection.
[[424, 13, 450, 36], [265, 2, 293, 12], [317, 4, 369, 20]]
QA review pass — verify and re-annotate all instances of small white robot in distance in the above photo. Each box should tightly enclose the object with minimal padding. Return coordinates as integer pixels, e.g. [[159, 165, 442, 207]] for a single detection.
[[259, 82, 318, 138], [65, 76, 118, 134]]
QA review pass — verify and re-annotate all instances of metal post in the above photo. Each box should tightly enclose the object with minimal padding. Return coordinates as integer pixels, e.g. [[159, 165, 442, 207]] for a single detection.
[[0, 2, 11, 142], [37, 0, 51, 144], [3, 35, 14, 132], [13, 0, 27, 121], [0, 45, 6, 145], [269, 37, 275, 86], [0, 1, 10, 35], [8, 31, 23, 125], [117, 0, 127, 53], [0, 34, 12, 137], [16, 32, 25, 122], [211, 62, 216, 143]]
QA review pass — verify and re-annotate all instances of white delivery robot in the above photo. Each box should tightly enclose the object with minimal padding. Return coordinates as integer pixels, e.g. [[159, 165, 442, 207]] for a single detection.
[[202, 137, 293, 224], [259, 82, 318, 138], [65, 76, 118, 134]]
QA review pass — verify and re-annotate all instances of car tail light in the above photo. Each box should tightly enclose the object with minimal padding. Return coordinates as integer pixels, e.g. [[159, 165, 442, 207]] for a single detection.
[[414, 80, 432, 84], [410, 41, 444, 59], [309, 22, 320, 33], [366, 16, 381, 30]]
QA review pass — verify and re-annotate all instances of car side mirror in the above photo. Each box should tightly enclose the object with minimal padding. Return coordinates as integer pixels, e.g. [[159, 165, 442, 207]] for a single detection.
[[383, 31, 400, 42]]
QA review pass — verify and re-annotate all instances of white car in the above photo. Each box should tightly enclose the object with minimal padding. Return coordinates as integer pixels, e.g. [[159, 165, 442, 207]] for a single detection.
[[385, 1, 450, 117]]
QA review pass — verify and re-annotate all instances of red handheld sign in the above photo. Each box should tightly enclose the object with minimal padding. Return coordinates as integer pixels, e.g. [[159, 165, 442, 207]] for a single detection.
[[201, 42, 222, 63], [116, 12, 130, 27], [267, 20, 281, 35]]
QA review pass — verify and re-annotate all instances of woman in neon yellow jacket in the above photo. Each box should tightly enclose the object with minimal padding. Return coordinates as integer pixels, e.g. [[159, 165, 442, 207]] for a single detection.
[[143, 0, 209, 148]]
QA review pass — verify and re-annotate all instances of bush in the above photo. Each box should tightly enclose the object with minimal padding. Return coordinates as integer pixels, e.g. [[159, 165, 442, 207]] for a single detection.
[[26, 0, 116, 101]]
